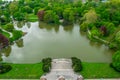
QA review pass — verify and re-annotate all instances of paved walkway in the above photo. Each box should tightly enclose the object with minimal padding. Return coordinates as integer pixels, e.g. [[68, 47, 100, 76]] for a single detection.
[[40, 58, 83, 80]]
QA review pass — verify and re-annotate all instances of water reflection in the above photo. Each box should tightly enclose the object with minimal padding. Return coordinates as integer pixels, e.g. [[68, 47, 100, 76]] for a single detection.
[[16, 21, 26, 28], [89, 41, 102, 48], [54, 26, 59, 33], [79, 30, 86, 37], [39, 22, 59, 32], [16, 39, 24, 48], [1, 22, 113, 63], [63, 25, 73, 33], [26, 22, 31, 28], [1, 46, 11, 57]]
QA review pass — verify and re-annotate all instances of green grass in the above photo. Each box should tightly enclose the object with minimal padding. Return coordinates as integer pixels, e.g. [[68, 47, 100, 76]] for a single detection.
[[80, 62, 120, 78], [1, 31, 10, 39], [0, 62, 120, 79], [0, 63, 44, 79], [27, 14, 38, 22], [0, 27, 10, 39]]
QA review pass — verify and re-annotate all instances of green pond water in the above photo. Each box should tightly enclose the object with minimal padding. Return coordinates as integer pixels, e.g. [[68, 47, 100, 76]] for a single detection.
[[1, 22, 113, 63]]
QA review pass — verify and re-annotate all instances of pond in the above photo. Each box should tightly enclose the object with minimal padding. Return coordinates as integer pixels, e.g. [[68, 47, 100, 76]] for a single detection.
[[1, 22, 113, 63]]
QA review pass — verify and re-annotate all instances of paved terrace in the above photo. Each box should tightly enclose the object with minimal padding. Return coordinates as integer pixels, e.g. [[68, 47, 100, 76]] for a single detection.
[[40, 58, 83, 80]]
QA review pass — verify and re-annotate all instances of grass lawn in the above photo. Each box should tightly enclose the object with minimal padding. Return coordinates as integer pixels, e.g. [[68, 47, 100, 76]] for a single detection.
[[0, 27, 10, 39], [27, 14, 38, 22], [80, 62, 120, 79], [0, 62, 120, 79], [1, 31, 10, 39], [0, 63, 44, 79]]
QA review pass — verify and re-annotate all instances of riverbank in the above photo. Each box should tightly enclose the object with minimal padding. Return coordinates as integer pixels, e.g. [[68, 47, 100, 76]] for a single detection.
[[0, 62, 120, 79]]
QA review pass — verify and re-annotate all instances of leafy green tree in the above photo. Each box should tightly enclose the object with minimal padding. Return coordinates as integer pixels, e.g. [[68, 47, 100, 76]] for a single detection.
[[13, 12, 25, 21], [34, 7, 40, 15], [9, 1, 18, 15], [91, 26, 101, 37], [115, 31, 120, 43], [44, 10, 59, 24], [80, 22, 88, 31], [104, 22, 116, 35], [63, 8, 75, 24], [69, 11, 75, 23], [3, 10, 10, 19], [83, 9, 98, 24], [21, 6, 33, 13], [0, 16, 8, 25], [0, 9, 2, 16], [53, 6, 63, 19]]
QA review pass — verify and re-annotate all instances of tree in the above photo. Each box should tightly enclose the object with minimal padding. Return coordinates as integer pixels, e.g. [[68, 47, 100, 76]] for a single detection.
[[63, 8, 75, 24], [80, 22, 88, 31], [34, 7, 40, 15], [105, 22, 116, 35], [115, 31, 120, 43], [100, 26, 107, 36], [21, 6, 33, 13], [83, 9, 98, 24], [13, 11, 25, 21], [0, 9, 2, 16], [43, 10, 59, 24], [9, 1, 18, 15], [0, 33, 9, 49], [0, 16, 8, 25], [37, 10, 45, 21], [91, 26, 101, 37], [53, 6, 63, 19]]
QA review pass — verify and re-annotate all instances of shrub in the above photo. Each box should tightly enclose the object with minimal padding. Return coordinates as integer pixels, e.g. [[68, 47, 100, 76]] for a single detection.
[[0, 64, 12, 74], [42, 58, 52, 73], [110, 51, 120, 72], [71, 57, 82, 72]]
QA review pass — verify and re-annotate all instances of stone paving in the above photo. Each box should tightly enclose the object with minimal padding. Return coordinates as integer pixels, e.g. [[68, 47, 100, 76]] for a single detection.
[[40, 58, 83, 80]]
